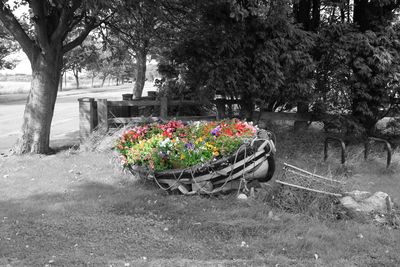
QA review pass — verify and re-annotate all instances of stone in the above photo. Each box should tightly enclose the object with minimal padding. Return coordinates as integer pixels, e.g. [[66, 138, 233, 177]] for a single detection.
[[237, 193, 248, 200], [340, 196, 361, 211], [362, 192, 393, 213], [344, 190, 372, 202], [340, 191, 393, 215]]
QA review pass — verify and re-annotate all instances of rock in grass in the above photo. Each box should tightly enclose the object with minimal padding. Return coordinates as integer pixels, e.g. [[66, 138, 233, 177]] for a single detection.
[[363, 192, 393, 213], [340, 191, 393, 215], [345, 190, 372, 202], [237, 193, 248, 200]]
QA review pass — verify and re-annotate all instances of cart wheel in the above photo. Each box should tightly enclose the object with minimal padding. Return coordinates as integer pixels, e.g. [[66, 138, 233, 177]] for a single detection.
[[258, 155, 275, 183]]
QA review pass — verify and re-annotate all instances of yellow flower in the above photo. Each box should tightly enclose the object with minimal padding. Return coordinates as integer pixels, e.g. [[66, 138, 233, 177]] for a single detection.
[[139, 140, 145, 148], [180, 154, 185, 160]]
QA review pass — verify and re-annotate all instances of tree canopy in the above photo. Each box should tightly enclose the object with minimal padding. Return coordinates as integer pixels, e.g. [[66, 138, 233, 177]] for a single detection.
[[2, 0, 400, 154], [156, 0, 400, 134]]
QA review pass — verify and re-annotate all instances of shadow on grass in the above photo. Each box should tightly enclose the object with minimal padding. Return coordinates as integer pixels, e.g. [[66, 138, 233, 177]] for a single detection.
[[0, 179, 297, 265], [2, 178, 271, 265], [0, 179, 185, 265], [49, 131, 80, 154], [1, 177, 400, 266]]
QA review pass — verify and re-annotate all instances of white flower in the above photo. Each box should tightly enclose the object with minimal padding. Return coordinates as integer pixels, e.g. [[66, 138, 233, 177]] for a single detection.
[[160, 138, 171, 147]]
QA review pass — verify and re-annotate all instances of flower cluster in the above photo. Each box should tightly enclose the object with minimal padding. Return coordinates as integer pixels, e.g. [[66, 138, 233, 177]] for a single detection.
[[116, 119, 257, 171]]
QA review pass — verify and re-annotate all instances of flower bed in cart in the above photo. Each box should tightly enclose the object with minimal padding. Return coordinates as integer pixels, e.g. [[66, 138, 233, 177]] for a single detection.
[[116, 119, 276, 194]]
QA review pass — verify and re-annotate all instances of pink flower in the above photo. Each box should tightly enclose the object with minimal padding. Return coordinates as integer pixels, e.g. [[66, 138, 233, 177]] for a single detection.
[[149, 160, 155, 170], [120, 155, 127, 165]]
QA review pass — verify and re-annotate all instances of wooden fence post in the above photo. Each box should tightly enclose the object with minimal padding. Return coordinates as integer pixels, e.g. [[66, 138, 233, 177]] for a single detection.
[[97, 99, 109, 133], [78, 97, 95, 141], [160, 96, 168, 120], [122, 93, 133, 117]]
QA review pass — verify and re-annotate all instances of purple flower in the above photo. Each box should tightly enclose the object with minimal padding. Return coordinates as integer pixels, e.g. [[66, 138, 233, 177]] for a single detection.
[[185, 142, 195, 150], [211, 126, 221, 136]]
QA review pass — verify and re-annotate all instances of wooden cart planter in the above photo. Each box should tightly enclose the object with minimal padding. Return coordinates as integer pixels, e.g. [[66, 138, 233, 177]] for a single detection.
[[128, 130, 276, 195]]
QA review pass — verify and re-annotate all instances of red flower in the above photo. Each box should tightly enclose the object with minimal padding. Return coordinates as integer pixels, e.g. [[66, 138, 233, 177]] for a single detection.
[[222, 128, 234, 136]]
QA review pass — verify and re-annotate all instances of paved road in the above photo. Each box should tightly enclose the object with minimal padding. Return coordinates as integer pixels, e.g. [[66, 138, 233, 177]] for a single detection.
[[0, 83, 156, 154]]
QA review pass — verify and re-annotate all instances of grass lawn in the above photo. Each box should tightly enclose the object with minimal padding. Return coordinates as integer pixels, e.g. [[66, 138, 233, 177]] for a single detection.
[[0, 126, 400, 266]]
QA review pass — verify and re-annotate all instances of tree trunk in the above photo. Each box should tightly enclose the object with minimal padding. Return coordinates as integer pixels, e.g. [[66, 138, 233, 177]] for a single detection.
[[133, 48, 147, 99], [354, 0, 369, 31], [239, 93, 254, 121], [59, 72, 63, 92], [294, 102, 309, 132], [352, 98, 379, 135], [294, 0, 312, 132], [73, 69, 79, 89], [14, 51, 62, 154], [340, 7, 345, 23], [311, 0, 320, 30], [295, 0, 311, 30], [101, 74, 107, 87]]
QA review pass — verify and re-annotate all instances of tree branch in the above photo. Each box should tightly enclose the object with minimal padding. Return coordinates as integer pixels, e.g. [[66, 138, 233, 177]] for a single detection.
[[62, 13, 113, 53], [66, 12, 85, 34], [62, 23, 95, 53], [52, 0, 84, 43], [30, 0, 50, 50], [50, 5, 69, 43], [0, 2, 37, 60]]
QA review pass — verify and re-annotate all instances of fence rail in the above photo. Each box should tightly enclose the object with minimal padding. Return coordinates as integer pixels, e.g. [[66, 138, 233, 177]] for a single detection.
[[78, 95, 215, 140], [78, 95, 338, 141], [77, 94, 370, 140]]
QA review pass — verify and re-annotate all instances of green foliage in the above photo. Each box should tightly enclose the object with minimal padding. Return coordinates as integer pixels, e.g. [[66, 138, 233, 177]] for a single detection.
[[315, 22, 400, 132], [159, 0, 316, 116], [0, 23, 19, 69], [84, 33, 135, 83], [154, 0, 400, 134], [385, 117, 400, 135]]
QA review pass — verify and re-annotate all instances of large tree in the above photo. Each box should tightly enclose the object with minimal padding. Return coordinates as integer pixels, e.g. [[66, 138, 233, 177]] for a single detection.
[[0, 1, 111, 154]]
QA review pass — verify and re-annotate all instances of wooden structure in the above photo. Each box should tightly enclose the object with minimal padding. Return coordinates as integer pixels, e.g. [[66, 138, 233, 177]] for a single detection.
[[78, 95, 353, 141], [78, 95, 215, 140]]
